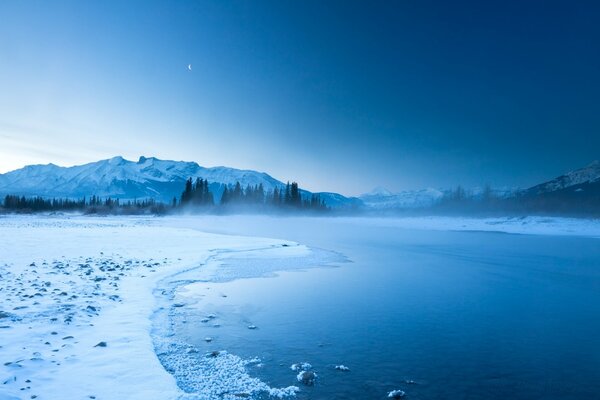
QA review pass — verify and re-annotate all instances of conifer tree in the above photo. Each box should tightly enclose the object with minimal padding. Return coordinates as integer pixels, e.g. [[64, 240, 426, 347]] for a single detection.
[[181, 178, 194, 204], [221, 186, 230, 204], [284, 182, 291, 204], [233, 182, 242, 202], [290, 182, 300, 206]]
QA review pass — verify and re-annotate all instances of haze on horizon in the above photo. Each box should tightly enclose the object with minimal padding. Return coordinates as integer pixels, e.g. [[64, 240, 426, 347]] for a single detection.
[[1, 0, 599, 196]]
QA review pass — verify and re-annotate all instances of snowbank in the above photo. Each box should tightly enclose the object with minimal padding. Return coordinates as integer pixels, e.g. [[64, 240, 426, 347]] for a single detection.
[[0, 215, 310, 399], [356, 215, 600, 237]]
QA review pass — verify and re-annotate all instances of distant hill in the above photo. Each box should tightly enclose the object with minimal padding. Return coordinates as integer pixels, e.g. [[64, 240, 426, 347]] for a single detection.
[[359, 187, 445, 209], [523, 160, 600, 195], [356, 161, 599, 215], [0, 156, 360, 208], [516, 160, 600, 214]]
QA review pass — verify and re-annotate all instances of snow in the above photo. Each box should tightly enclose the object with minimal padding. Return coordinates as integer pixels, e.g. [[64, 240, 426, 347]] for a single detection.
[[359, 160, 600, 209], [158, 214, 600, 239], [2, 158, 599, 210], [290, 363, 312, 371], [529, 160, 600, 193], [0, 215, 309, 399], [388, 389, 406, 398], [0, 156, 285, 202], [0, 156, 357, 207], [366, 186, 394, 196], [348, 215, 600, 237], [359, 187, 444, 209], [296, 370, 317, 385], [359, 186, 522, 209], [1, 213, 598, 399]]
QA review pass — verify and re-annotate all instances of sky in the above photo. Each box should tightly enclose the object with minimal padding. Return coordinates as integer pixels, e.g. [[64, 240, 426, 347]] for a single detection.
[[0, 0, 599, 195]]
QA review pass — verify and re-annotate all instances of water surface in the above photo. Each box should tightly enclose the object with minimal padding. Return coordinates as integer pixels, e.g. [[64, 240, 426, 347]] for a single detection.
[[172, 218, 600, 399]]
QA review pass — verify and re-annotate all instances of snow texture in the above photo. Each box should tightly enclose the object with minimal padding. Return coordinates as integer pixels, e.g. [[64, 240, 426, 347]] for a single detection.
[[388, 389, 406, 398], [0, 215, 315, 399]]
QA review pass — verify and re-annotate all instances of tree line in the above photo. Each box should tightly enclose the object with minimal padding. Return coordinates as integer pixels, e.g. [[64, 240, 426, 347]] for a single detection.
[[176, 178, 328, 212], [431, 184, 600, 217], [2, 194, 166, 214], [1, 178, 329, 214]]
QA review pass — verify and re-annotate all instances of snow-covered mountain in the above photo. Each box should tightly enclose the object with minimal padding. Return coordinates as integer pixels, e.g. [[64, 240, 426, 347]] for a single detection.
[[524, 160, 600, 195], [0, 156, 359, 207], [515, 160, 600, 214], [359, 187, 445, 209], [2, 157, 597, 212]]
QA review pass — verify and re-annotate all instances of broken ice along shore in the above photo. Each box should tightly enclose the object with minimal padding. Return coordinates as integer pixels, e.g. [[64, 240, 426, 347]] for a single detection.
[[0, 215, 349, 400]]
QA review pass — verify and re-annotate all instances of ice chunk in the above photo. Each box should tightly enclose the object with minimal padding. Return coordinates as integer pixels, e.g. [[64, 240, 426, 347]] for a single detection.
[[388, 389, 406, 398]]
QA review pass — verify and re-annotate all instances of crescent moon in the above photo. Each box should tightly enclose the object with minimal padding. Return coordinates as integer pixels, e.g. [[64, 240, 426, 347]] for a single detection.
[[187, 64, 192, 71]]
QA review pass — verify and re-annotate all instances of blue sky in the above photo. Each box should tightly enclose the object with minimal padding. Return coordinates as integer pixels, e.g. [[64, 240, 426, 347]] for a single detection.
[[0, 0, 599, 195]]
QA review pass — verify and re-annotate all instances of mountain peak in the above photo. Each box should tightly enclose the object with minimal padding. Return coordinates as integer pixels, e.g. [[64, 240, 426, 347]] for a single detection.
[[137, 156, 157, 164], [108, 156, 126, 165], [367, 186, 393, 196]]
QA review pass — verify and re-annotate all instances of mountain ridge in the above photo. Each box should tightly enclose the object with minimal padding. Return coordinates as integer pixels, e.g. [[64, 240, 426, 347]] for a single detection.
[[1, 158, 598, 212], [357, 160, 600, 210], [0, 156, 359, 207], [524, 160, 600, 195]]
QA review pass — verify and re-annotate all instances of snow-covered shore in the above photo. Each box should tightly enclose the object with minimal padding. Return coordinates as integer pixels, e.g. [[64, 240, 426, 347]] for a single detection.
[[0, 216, 311, 400], [355, 215, 600, 237], [1, 213, 598, 399]]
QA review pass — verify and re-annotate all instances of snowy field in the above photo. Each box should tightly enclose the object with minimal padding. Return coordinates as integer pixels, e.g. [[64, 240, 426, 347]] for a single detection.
[[1, 214, 599, 400], [0, 216, 319, 400]]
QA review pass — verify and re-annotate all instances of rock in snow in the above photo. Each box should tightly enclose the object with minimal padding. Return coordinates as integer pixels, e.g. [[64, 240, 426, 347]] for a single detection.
[[290, 362, 312, 371], [388, 389, 406, 398], [334, 364, 350, 371], [296, 370, 317, 386]]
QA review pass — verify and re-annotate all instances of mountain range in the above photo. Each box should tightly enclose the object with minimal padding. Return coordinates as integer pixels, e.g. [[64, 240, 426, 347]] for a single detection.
[[357, 161, 600, 211], [0, 156, 361, 208], [0, 157, 598, 211]]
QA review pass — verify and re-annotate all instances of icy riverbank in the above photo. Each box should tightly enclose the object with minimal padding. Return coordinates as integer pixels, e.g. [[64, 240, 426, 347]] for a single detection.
[[0, 216, 316, 400], [1, 213, 598, 399]]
